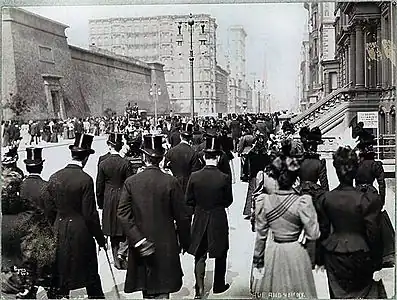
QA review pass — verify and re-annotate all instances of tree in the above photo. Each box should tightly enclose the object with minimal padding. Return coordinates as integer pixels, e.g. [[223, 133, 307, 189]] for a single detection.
[[5, 93, 30, 120]]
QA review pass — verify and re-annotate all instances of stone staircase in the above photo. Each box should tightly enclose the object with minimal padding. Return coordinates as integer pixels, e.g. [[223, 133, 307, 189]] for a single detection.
[[291, 84, 395, 177], [291, 83, 352, 135]]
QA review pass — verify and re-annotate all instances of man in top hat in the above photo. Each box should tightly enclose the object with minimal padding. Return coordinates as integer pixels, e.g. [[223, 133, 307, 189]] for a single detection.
[[186, 135, 233, 299], [17, 147, 57, 298], [117, 134, 191, 299], [96, 133, 134, 270], [196, 133, 232, 183], [164, 122, 201, 194], [45, 133, 106, 299], [168, 120, 182, 148]]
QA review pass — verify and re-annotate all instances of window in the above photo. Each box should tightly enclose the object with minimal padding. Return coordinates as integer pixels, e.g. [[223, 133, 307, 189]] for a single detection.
[[38, 46, 54, 63], [330, 72, 337, 91]]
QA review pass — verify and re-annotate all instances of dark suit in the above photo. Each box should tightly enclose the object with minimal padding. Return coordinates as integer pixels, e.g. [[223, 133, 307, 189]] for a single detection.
[[96, 153, 134, 266], [164, 142, 202, 193], [47, 164, 105, 298], [317, 184, 383, 298], [186, 166, 233, 290], [97, 152, 111, 168], [230, 120, 241, 151], [169, 130, 181, 148], [118, 165, 191, 296]]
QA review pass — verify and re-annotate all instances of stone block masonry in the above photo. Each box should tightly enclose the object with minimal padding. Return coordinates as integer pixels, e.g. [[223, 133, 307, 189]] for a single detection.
[[2, 7, 169, 120]]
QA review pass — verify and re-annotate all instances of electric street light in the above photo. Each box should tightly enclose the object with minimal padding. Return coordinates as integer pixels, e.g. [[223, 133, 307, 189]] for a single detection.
[[149, 83, 161, 125], [177, 14, 207, 120]]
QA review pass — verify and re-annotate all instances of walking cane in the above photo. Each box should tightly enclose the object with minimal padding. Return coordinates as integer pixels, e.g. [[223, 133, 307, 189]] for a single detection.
[[103, 249, 121, 299]]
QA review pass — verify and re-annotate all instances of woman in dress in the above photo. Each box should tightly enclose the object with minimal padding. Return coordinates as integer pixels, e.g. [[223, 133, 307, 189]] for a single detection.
[[353, 122, 386, 206], [353, 123, 393, 268], [242, 129, 270, 220], [251, 140, 320, 298], [317, 146, 386, 298], [298, 127, 329, 268]]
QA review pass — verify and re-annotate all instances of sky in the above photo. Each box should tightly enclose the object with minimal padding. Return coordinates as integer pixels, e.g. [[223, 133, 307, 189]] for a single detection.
[[25, 4, 308, 111]]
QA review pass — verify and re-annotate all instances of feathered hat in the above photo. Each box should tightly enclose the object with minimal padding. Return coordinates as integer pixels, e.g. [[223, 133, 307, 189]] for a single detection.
[[353, 122, 376, 154]]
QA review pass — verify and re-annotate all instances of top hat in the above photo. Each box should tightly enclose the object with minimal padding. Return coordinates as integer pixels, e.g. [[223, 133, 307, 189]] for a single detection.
[[24, 147, 45, 166], [308, 127, 324, 144], [140, 134, 165, 158], [204, 135, 222, 154], [107, 132, 124, 147], [181, 122, 194, 136], [69, 133, 95, 155]]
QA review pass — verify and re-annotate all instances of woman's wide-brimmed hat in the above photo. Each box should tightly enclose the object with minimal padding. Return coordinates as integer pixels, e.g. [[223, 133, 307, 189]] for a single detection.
[[2, 146, 19, 165], [69, 133, 95, 155], [353, 122, 376, 154], [140, 134, 165, 158]]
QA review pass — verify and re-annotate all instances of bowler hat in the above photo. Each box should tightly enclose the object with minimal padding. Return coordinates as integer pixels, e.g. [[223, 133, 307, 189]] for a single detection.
[[204, 135, 222, 154], [24, 147, 45, 166], [140, 134, 165, 158], [107, 132, 124, 147], [181, 122, 193, 137], [69, 133, 95, 155]]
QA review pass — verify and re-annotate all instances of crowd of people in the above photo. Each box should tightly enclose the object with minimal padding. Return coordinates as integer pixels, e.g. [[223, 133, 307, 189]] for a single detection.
[[1, 108, 394, 299]]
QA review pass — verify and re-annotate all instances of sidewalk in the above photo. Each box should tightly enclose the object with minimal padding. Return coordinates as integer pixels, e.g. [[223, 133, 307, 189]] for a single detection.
[[2, 135, 108, 153]]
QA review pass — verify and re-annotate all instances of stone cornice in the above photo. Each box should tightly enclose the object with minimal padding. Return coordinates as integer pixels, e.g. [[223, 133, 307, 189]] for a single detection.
[[89, 14, 216, 24], [69, 45, 151, 76], [2, 7, 68, 38]]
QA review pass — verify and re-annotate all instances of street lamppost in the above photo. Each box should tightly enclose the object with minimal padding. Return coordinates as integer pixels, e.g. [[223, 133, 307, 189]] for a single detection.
[[177, 14, 207, 120], [149, 83, 161, 125]]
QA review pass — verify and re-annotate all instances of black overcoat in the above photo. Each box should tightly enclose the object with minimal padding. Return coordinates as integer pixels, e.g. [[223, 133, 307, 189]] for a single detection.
[[97, 152, 111, 168], [46, 164, 106, 291], [117, 166, 191, 294], [164, 142, 202, 193], [96, 154, 134, 236], [186, 166, 233, 258]]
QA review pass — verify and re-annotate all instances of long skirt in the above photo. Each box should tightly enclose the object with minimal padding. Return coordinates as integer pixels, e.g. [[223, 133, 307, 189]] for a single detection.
[[251, 241, 317, 298], [324, 250, 387, 299], [243, 177, 256, 216]]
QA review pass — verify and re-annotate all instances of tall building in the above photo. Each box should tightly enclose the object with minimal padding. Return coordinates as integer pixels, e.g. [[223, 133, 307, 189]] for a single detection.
[[89, 14, 219, 115], [299, 40, 310, 112], [215, 65, 229, 113], [300, 2, 338, 109], [226, 26, 248, 113]]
